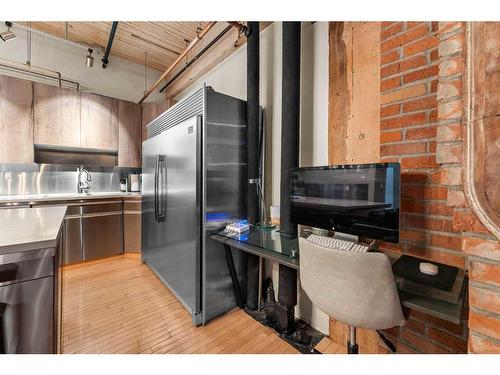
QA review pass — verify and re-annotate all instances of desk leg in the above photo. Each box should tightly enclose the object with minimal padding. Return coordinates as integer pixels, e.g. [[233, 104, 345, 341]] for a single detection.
[[224, 244, 244, 309]]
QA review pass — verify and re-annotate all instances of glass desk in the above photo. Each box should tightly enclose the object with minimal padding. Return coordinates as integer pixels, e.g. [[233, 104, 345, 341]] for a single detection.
[[210, 227, 299, 269], [210, 228, 466, 324]]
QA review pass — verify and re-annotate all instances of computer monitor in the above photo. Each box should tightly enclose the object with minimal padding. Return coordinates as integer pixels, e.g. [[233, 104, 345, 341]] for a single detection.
[[290, 163, 400, 243]]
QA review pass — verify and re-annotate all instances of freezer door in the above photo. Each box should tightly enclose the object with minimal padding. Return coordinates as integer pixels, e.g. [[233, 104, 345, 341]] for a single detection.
[[142, 133, 166, 263], [142, 116, 201, 318]]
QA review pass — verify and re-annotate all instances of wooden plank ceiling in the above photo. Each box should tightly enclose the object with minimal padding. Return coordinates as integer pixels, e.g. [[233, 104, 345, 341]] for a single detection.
[[28, 22, 213, 72]]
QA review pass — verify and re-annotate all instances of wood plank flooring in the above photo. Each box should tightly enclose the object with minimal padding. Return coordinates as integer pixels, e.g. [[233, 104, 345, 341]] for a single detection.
[[61, 254, 299, 354], [314, 337, 345, 354]]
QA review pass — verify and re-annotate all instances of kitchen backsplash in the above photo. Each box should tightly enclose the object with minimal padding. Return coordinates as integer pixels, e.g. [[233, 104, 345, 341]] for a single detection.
[[0, 164, 141, 196]]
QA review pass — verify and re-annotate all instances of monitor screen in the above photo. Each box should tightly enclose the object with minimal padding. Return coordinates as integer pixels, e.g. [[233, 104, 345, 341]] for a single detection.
[[290, 163, 400, 243]]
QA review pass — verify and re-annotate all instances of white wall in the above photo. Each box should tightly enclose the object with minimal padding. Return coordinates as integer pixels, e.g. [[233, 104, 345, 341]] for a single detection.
[[0, 24, 164, 102], [175, 22, 330, 334]]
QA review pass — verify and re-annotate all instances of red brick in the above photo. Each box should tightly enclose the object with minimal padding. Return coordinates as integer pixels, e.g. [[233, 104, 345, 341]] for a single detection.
[[430, 169, 448, 184], [401, 173, 428, 184], [380, 131, 402, 143], [381, 62, 400, 78], [381, 112, 426, 130], [427, 327, 467, 353], [470, 261, 500, 287], [429, 109, 438, 122], [404, 215, 453, 231], [439, 56, 463, 78], [380, 142, 426, 157], [469, 310, 500, 341], [382, 22, 404, 40], [438, 99, 463, 120], [402, 185, 447, 200], [431, 22, 439, 33], [439, 33, 463, 57], [401, 199, 425, 214], [381, 76, 400, 92], [437, 80, 462, 101], [428, 233, 461, 250], [462, 237, 500, 262], [427, 140, 437, 153], [401, 155, 438, 169], [400, 330, 449, 353], [405, 126, 437, 140], [379, 241, 404, 254], [400, 229, 426, 243], [402, 96, 437, 112], [427, 201, 454, 216], [381, 23, 429, 53], [430, 48, 439, 62], [380, 104, 400, 118], [469, 286, 500, 315], [381, 50, 399, 65], [407, 22, 425, 30], [382, 55, 428, 79], [404, 36, 439, 57], [469, 333, 500, 354], [430, 79, 439, 93], [403, 65, 439, 84], [383, 326, 401, 338], [394, 340, 420, 354], [453, 210, 490, 234]]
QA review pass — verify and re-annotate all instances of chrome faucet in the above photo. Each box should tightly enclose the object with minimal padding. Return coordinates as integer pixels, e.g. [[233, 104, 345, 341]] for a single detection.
[[77, 167, 92, 194]]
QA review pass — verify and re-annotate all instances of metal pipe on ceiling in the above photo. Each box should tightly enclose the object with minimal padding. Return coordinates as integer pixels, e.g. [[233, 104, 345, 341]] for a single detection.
[[138, 21, 217, 104], [101, 21, 119, 69], [158, 24, 232, 93]]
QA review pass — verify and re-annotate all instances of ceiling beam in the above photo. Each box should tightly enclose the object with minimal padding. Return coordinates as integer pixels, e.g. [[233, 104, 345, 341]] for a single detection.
[[164, 22, 271, 102], [138, 21, 217, 104]]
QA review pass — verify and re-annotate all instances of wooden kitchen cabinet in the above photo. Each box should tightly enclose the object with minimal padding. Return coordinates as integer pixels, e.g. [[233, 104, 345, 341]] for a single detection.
[[118, 100, 142, 167], [141, 101, 169, 141], [0, 75, 34, 163], [33, 82, 81, 148], [124, 199, 141, 253], [80, 92, 119, 150]]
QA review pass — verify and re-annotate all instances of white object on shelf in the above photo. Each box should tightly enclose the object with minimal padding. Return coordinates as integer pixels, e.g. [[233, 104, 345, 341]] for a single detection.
[[419, 262, 439, 276]]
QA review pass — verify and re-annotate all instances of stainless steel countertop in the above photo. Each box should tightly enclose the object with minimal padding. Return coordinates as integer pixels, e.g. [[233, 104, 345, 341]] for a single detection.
[[0, 206, 67, 255], [0, 191, 141, 204]]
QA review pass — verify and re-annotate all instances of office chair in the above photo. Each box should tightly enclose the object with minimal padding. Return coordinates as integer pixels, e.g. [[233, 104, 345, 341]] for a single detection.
[[299, 237, 405, 354]]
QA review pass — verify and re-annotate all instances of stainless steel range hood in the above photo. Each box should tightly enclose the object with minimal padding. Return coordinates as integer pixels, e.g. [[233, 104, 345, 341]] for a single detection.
[[34, 144, 118, 167]]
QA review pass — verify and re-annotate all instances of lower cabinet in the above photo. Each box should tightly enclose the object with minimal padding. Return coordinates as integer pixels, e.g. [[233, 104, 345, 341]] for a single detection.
[[82, 212, 123, 262], [124, 199, 141, 253], [63, 216, 83, 264]]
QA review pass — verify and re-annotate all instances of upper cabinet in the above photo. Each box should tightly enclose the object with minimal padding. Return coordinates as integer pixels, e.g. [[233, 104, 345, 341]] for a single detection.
[[118, 100, 142, 167], [81, 93, 119, 150], [141, 101, 169, 141], [0, 76, 34, 163], [34, 82, 81, 147]]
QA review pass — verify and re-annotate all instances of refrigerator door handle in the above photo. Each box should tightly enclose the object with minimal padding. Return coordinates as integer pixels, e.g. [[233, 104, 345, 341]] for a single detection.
[[158, 155, 166, 222], [154, 154, 160, 222]]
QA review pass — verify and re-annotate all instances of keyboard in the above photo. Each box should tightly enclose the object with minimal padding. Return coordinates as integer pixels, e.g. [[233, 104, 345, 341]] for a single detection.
[[307, 234, 369, 252]]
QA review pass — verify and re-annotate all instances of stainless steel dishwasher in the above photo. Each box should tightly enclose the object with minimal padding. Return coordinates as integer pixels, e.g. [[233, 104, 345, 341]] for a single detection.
[[0, 248, 55, 354]]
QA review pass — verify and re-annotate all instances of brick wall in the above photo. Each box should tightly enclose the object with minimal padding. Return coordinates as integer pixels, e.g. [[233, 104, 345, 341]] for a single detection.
[[378, 21, 500, 354]]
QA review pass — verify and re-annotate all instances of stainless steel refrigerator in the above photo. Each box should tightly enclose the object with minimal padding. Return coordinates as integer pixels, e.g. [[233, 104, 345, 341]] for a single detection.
[[142, 86, 247, 325]]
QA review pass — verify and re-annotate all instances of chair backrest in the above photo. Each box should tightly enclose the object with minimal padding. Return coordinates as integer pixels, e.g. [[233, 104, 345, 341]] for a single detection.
[[299, 237, 405, 330]]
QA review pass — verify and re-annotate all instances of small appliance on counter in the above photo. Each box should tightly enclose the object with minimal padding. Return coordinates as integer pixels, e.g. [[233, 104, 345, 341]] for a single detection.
[[129, 174, 140, 192], [120, 178, 128, 192]]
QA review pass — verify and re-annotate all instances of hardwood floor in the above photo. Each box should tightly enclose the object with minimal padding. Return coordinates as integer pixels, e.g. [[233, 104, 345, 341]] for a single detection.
[[61, 254, 299, 354]]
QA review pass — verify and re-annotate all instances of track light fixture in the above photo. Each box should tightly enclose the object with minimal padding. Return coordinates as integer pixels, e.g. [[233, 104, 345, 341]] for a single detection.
[[86, 48, 94, 68], [0, 21, 16, 42]]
